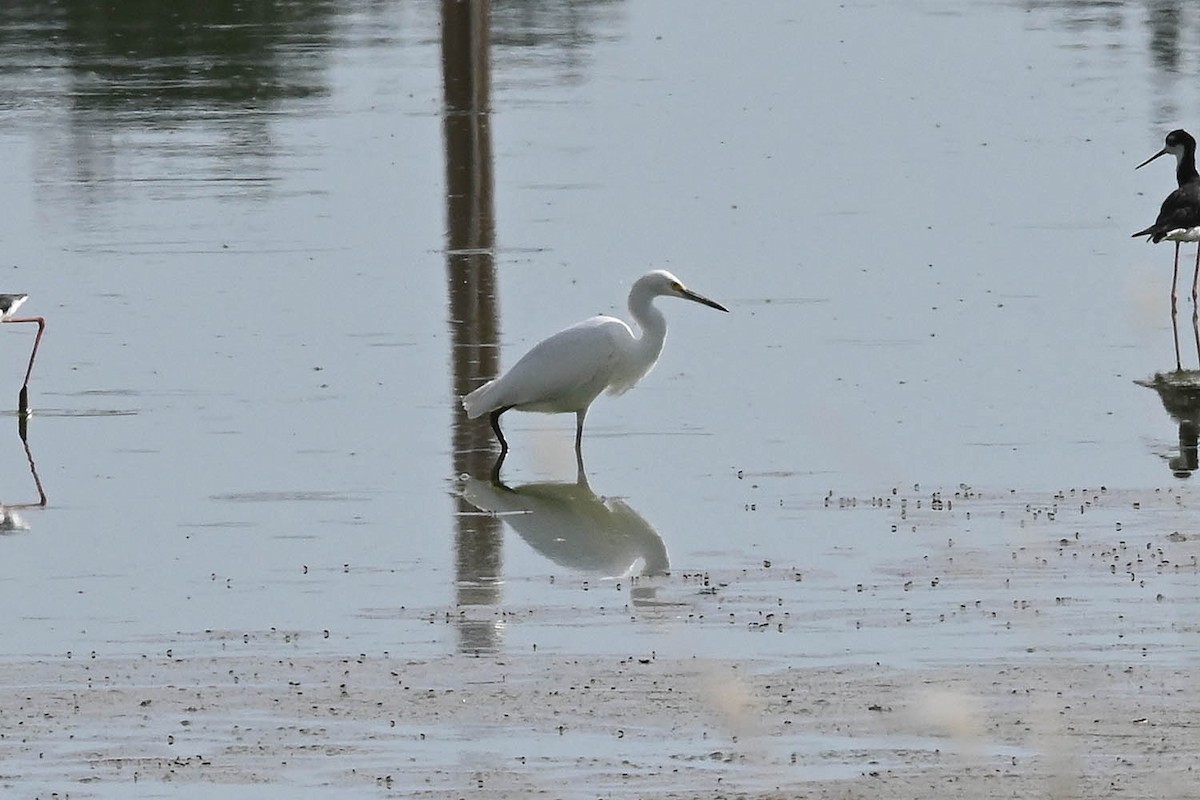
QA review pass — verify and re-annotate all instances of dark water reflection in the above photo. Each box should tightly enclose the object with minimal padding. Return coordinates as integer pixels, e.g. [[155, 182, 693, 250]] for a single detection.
[[443, 0, 503, 655], [0, 0, 627, 227], [0, 0, 624, 128], [491, 0, 622, 84], [0, 0, 357, 197], [0, 2, 336, 111], [1144, 3, 1184, 74], [1017, 1, 1200, 122]]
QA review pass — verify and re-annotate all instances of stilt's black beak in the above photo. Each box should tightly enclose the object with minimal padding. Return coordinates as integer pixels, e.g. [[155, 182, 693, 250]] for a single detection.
[[1136, 147, 1168, 170]]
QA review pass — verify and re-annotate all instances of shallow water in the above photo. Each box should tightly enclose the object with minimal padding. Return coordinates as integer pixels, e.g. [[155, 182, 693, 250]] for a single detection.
[[1, 0, 1199, 794]]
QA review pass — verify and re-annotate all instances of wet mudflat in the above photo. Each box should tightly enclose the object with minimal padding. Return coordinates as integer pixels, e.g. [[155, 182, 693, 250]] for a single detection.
[[1, 0, 1199, 797], [5, 654, 1196, 798], [5, 483, 1199, 797]]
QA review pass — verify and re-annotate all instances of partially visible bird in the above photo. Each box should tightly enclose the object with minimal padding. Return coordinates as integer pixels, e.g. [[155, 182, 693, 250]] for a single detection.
[[0, 505, 29, 532], [1136, 128, 1200, 186], [1133, 129, 1200, 308], [462, 270, 728, 456], [0, 294, 45, 414]]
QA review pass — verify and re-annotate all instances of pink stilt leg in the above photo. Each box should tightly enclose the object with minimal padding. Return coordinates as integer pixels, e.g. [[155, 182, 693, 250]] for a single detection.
[[1172, 241, 1182, 314], [1192, 245, 1200, 304], [1173, 303, 1183, 371], [3, 316, 45, 415]]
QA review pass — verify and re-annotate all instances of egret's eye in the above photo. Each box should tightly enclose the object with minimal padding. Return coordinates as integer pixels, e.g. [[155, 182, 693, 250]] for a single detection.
[[671, 282, 683, 291]]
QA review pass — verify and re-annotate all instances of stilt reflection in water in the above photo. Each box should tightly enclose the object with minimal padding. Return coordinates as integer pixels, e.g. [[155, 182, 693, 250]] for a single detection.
[[1137, 307, 1200, 477], [1, 412, 47, 532], [461, 454, 669, 605]]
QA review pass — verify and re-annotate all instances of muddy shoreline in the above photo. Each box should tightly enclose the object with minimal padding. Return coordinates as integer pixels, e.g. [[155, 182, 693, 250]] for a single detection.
[[3, 647, 1194, 798], [6, 483, 1200, 797]]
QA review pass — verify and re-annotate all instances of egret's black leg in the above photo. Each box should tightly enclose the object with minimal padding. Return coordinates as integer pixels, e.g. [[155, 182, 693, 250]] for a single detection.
[[573, 447, 590, 492], [574, 408, 587, 452], [489, 407, 510, 455], [490, 451, 506, 484]]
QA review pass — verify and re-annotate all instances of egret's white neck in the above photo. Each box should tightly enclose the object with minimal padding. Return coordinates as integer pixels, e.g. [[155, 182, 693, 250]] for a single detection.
[[629, 290, 668, 368]]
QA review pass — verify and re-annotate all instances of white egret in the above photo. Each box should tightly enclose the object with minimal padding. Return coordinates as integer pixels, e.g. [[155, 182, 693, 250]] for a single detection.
[[462, 270, 728, 454]]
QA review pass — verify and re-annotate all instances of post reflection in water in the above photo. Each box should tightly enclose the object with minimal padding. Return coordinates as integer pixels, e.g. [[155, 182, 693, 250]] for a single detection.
[[461, 455, 670, 607], [443, 0, 504, 655], [2, 416, 47, 532], [1138, 307, 1200, 478]]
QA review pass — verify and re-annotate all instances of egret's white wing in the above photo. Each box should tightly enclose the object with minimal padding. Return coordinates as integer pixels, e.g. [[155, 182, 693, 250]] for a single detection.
[[464, 316, 633, 416]]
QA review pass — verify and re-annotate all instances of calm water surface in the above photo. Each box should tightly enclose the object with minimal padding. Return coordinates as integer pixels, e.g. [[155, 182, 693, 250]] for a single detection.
[[0, 0, 1194, 675]]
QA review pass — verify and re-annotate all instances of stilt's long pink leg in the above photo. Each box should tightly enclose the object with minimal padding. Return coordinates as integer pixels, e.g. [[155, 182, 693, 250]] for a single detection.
[[4, 316, 45, 414]]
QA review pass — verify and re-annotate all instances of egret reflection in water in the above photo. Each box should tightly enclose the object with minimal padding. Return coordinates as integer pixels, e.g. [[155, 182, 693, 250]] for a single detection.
[[461, 458, 669, 589]]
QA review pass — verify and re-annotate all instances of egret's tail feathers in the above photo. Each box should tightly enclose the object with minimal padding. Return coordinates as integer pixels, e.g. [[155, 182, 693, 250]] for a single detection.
[[462, 380, 498, 419]]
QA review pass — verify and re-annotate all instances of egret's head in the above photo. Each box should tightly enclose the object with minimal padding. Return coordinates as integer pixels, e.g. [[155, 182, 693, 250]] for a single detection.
[[636, 270, 728, 312]]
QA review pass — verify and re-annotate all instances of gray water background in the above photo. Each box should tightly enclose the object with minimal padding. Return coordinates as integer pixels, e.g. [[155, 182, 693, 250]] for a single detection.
[[0, 1, 1194, 668]]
